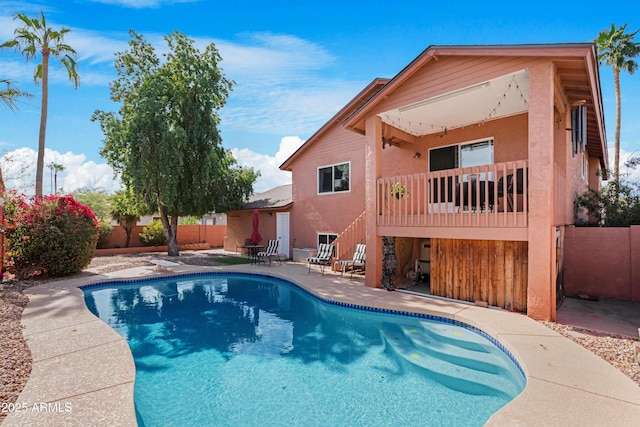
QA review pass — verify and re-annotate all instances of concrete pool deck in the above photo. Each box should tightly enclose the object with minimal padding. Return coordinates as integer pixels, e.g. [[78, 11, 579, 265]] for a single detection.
[[4, 260, 640, 426]]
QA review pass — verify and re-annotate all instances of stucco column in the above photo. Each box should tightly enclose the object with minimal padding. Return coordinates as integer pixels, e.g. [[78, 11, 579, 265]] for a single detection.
[[365, 115, 383, 288], [527, 63, 557, 321]]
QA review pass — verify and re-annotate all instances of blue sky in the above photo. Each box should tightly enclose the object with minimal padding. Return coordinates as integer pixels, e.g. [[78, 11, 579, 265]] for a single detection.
[[1, 0, 640, 194]]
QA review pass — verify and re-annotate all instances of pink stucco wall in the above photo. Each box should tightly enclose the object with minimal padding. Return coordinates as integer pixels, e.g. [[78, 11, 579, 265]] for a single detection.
[[102, 224, 226, 249], [282, 46, 607, 321], [224, 210, 281, 252], [378, 113, 529, 179], [564, 225, 640, 302], [289, 125, 367, 249]]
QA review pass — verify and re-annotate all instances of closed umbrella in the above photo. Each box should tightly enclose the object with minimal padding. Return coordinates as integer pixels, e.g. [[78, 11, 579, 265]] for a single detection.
[[251, 209, 262, 244]]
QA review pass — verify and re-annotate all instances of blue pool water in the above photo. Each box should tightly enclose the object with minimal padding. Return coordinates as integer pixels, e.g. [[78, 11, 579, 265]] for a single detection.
[[82, 273, 525, 427]]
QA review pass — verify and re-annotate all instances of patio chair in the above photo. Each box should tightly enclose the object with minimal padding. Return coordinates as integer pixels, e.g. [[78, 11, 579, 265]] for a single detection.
[[257, 239, 282, 266], [335, 244, 366, 279], [307, 243, 334, 275]]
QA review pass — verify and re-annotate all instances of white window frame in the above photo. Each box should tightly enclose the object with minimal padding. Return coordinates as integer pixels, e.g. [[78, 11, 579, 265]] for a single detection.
[[582, 152, 589, 181], [317, 161, 351, 195]]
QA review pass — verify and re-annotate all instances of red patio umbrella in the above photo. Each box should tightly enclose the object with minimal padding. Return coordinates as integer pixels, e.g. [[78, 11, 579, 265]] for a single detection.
[[251, 209, 262, 244]]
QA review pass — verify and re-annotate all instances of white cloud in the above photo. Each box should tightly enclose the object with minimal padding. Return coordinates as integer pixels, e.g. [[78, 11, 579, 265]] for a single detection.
[[0, 147, 122, 195], [67, 29, 130, 66], [0, 11, 363, 188], [87, 0, 197, 8], [274, 136, 304, 164], [216, 33, 335, 81], [0, 17, 124, 88], [215, 33, 362, 136], [223, 79, 360, 136], [232, 136, 304, 193], [1, 137, 303, 197], [1, 12, 363, 137], [0, 59, 32, 82]]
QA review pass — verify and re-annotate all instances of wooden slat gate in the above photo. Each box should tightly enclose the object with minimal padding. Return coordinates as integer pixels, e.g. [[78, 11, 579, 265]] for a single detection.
[[430, 238, 528, 312]]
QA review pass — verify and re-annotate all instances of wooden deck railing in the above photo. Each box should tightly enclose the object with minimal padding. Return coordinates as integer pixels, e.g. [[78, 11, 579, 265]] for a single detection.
[[377, 160, 528, 228], [332, 211, 366, 269]]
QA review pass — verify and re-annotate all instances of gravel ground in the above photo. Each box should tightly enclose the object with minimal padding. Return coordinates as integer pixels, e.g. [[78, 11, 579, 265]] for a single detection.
[[541, 321, 640, 386], [1, 253, 639, 423]]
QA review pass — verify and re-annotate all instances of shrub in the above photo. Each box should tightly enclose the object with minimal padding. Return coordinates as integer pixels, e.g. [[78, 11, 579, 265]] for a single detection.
[[3, 193, 99, 278], [575, 178, 640, 227], [97, 220, 113, 248], [139, 220, 167, 246], [178, 216, 200, 225]]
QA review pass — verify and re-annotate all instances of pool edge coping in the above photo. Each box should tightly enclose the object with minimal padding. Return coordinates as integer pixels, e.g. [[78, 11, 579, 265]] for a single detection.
[[6, 263, 640, 426]]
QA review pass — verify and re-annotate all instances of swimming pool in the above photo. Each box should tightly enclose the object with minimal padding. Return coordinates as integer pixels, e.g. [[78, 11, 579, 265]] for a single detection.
[[82, 272, 525, 426]]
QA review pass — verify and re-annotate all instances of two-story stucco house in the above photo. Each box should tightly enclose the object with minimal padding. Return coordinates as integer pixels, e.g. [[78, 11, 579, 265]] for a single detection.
[[281, 43, 608, 321]]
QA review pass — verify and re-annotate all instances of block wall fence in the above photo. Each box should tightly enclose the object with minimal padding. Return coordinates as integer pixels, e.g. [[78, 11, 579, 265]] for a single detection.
[[95, 224, 226, 255], [563, 225, 640, 302]]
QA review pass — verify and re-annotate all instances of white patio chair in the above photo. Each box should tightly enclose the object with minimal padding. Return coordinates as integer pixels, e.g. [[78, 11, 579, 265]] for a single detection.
[[336, 244, 366, 279], [307, 243, 334, 275], [257, 239, 282, 266]]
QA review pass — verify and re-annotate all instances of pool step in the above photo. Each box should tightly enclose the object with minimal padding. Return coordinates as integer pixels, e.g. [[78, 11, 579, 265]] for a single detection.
[[401, 322, 511, 374], [380, 323, 524, 398]]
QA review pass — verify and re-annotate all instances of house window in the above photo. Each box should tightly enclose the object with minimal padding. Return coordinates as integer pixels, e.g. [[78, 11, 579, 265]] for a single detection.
[[318, 162, 350, 194], [429, 139, 494, 172], [318, 233, 338, 247], [428, 139, 494, 203], [582, 152, 589, 180]]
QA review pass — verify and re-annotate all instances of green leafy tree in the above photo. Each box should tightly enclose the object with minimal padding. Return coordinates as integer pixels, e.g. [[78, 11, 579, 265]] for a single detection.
[[110, 189, 151, 248], [72, 187, 113, 221], [94, 30, 257, 256], [595, 23, 640, 183], [0, 78, 32, 111], [575, 177, 640, 226], [2, 11, 80, 197]]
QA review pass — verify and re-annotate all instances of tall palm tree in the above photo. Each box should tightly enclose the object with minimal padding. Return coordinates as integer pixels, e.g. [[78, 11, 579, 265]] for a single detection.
[[0, 78, 32, 111], [595, 23, 640, 183], [47, 162, 65, 194], [1, 11, 79, 197]]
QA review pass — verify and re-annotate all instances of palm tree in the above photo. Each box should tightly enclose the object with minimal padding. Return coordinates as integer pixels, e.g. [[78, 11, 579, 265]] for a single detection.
[[595, 23, 640, 183], [1, 11, 79, 197], [110, 190, 145, 248], [47, 162, 65, 194], [0, 78, 32, 111]]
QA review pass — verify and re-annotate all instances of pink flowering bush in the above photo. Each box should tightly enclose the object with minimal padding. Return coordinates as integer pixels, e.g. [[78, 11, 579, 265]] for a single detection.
[[3, 193, 99, 278]]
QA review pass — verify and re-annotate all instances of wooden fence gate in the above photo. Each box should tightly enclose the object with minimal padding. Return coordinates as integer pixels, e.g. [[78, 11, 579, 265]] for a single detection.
[[430, 238, 528, 312]]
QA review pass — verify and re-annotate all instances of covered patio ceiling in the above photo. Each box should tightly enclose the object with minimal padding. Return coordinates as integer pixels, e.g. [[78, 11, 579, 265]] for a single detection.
[[379, 69, 530, 137]]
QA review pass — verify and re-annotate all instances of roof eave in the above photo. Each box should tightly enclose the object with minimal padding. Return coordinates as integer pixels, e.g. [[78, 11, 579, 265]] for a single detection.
[[343, 43, 600, 134]]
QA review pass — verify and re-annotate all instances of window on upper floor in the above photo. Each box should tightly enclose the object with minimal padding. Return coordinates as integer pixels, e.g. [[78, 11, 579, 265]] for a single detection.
[[318, 162, 350, 194], [429, 139, 494, 184], [429, 139, 494, 172]]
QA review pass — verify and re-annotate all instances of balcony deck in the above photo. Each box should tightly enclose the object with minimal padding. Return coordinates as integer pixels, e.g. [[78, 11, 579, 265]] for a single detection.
[[377, 161, 529, 241]]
